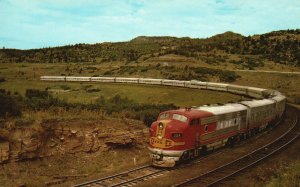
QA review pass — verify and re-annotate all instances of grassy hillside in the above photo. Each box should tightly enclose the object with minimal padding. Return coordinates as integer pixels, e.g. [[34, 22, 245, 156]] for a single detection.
[[0, 29, 299, 68]]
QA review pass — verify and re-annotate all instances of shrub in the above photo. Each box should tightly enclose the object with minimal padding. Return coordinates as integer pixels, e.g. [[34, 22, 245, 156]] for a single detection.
[[25, 89, 66, 110], [86, 88, 101, 93], [0, 77, 5, 83], [91, 94, 177, 126], [131, 103, 177, 126], [136, 109, 160, 126], [60, 85, 71, 90], [25, 89, 49, 99], [0, 90, 22, 117], [220, 71, 240, 82]]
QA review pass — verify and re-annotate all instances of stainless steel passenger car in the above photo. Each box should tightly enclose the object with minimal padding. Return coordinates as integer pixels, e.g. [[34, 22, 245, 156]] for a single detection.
[[40, 76, 66, 81], [115, 77, 139, 83], [240, 99, 276, 130], [90, 77, 116, 82], [189, 80, 208, 89], [162, 79, 185, 87], [227, 85, 248, 95], [138, 78, 162, 85], [207, 82, 229, 91], [247, 87, 274, 99], [271, 94, 286, 118], [65, 76, 91, 82]]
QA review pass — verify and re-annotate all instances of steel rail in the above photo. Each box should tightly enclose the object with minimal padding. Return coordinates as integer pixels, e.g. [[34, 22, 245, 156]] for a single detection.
[[73, 146, 228, 187], [74, 164, 152, 187]]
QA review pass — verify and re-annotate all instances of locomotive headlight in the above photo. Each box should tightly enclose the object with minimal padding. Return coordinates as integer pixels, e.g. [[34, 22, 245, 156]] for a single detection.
[[158, 122, 164, 129], [172, 133, 183, 138]]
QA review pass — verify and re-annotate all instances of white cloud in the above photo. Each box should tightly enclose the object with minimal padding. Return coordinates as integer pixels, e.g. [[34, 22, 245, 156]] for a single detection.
[[0, 0, 299, 49]]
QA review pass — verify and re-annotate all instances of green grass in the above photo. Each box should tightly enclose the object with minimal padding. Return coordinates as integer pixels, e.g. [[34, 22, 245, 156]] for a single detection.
[[0, 80, 242, 107]]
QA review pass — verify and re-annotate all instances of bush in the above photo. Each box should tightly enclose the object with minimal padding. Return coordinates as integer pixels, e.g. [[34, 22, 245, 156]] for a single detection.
[[136, 109, 160, 126], [131, 103, 177, 126], [0, 77, 5, 83], [91, 95, 177, 126], [25, 89, 49, 99], [0, 90, 22, 117], [25, 89, 66, 110], [60, 85, 71, 90], [86, 88, 101, 93], [220, 71, 240, 82]]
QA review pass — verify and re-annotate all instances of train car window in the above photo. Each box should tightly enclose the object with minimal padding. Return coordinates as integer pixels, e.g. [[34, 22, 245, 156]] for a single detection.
[[173, 114, 188, 123], [159, 113, 170, 120], [190, 119, 200, 125]]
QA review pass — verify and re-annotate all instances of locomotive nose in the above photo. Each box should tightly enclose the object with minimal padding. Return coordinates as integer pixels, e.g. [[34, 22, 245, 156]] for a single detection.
[[149, 119, 187, 167]]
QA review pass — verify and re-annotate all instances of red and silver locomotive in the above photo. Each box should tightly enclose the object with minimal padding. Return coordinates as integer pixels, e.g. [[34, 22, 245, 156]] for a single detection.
[[148, 96, 286, 167]]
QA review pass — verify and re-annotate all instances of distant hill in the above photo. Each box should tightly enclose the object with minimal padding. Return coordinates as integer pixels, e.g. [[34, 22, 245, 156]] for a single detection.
[[0, 29, 299, 67], [209, 31, 244, 41]]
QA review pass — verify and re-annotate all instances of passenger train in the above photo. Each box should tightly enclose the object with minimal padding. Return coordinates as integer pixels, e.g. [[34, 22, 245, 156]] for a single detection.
[[40, 76, 286, 167]]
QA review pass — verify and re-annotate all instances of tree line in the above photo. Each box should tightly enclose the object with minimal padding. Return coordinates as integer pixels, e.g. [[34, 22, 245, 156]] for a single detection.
[[0, 29, 299, 66]]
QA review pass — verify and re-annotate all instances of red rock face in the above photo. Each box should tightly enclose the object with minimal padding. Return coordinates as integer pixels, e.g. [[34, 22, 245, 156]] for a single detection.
[[0, 118, 148, 164]]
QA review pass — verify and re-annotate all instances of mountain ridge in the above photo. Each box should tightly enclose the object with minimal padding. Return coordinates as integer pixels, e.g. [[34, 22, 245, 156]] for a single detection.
[[0, 29, 299, 66]]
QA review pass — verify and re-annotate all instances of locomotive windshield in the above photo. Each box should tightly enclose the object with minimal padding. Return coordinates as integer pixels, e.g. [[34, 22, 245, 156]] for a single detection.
[[159, 113, 170, 120], [172, 114, 187, 123]]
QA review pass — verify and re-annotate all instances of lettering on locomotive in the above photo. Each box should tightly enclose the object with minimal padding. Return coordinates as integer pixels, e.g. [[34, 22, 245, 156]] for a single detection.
[[150, 137, 185, 149]]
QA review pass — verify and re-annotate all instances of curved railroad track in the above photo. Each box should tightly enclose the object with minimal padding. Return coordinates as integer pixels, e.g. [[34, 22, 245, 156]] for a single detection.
[[73, 164, 166, 187], [174, 105, 299, 187], [73, 147, 227, 187]]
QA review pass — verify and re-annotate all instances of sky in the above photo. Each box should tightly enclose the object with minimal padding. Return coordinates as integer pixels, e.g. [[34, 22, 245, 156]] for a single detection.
[[0, 0, 300, 49]]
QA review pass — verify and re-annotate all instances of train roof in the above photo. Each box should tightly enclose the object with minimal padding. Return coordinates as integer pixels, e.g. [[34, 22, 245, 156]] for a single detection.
[[247, 87, 267, 92], [116, 77, 138, 80], [140, 78, 162, 81], [40, 76, 65, 78], [162, 79, 182, 82], [66, 76, 90, 79], [164, 103, 247, 119], [190, 80, 208, 85], [227, 84, 248, 89], [271, 94, 286, 101], [207, 82, 229, 86], [240, 99, 275, 107], [194, 103, 247, 115], [91, 76, 115, 79], [164, 109, 213, 119]]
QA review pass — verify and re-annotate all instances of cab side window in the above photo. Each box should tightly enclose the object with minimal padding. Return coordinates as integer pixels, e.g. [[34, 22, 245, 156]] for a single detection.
[[190, 118, 200, 125], [205, 125, 208, 132]]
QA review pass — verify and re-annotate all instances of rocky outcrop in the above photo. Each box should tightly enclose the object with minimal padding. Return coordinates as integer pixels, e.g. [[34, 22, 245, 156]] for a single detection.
[[0, 123, 148, 164]]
